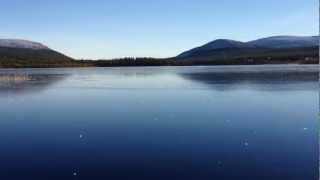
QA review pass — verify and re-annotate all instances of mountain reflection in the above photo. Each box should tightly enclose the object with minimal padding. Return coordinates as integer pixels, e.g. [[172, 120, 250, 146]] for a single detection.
[[180, 71, 319, 91], [0, 73, 67, 95]]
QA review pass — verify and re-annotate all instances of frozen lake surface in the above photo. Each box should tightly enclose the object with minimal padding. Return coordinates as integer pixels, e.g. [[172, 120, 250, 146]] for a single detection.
[[0, 65, 318, 180]]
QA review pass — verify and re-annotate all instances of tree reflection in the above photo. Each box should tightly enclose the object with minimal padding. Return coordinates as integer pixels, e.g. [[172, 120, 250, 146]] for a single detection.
[[0, 73, 68, 95], [180, 71, 319, 91]]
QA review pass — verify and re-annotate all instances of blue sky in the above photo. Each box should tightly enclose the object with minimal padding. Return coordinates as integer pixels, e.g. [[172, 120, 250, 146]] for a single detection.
[[0, 0, 318, 59]]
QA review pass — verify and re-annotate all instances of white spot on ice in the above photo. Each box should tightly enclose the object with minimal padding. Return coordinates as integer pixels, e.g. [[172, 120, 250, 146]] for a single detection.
[[244, 142, 249, 147]]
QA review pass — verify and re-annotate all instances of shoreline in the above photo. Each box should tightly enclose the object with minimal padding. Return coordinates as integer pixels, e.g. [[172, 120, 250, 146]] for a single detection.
[[0, 61, 318, 69], [0, 64, 318, 71]]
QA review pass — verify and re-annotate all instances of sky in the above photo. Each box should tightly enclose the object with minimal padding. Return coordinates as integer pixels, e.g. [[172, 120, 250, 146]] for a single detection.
[[0, 0, 318, 59]]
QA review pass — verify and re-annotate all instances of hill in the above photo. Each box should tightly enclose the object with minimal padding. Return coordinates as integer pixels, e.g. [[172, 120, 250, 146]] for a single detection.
[[177, 36, 318, 64], [0, 36, 318, 68], [0, 39, 88, 68]]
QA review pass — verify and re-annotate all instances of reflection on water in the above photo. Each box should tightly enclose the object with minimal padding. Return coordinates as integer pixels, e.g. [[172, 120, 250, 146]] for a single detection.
[[0, 65, 318, 180], [181, 71, 318, 91], [0, 73, 67, 95], [0, 65, 317, 93]]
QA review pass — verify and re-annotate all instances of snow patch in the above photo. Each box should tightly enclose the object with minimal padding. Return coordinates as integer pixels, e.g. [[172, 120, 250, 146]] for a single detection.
[[0, 39, 49, 50]]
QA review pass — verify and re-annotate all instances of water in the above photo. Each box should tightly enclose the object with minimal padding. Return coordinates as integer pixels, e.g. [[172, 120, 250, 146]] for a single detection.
[[0, 65, 318, 180]]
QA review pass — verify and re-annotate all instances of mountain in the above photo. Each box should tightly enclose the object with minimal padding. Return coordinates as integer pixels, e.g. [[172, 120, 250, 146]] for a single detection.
[[177, 35, 319, 60], [196, 39, 250, 50], [248, 36, 319, 48], [0, 39, 83, 68], [0, 39, 49, 50], [178, 39, 253, 58], [0, 36, 318, 68]]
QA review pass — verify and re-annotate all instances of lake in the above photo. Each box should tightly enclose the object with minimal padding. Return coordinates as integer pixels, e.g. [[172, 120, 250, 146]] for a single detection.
[[0, 65, 318, 180]]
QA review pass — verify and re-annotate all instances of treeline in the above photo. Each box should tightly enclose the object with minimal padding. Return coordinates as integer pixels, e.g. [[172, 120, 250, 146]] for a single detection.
[[87, 57, 177, 67], [0, 46, 318, 68], [87, 56, 318, 67], [83, 46, 319, 67]]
